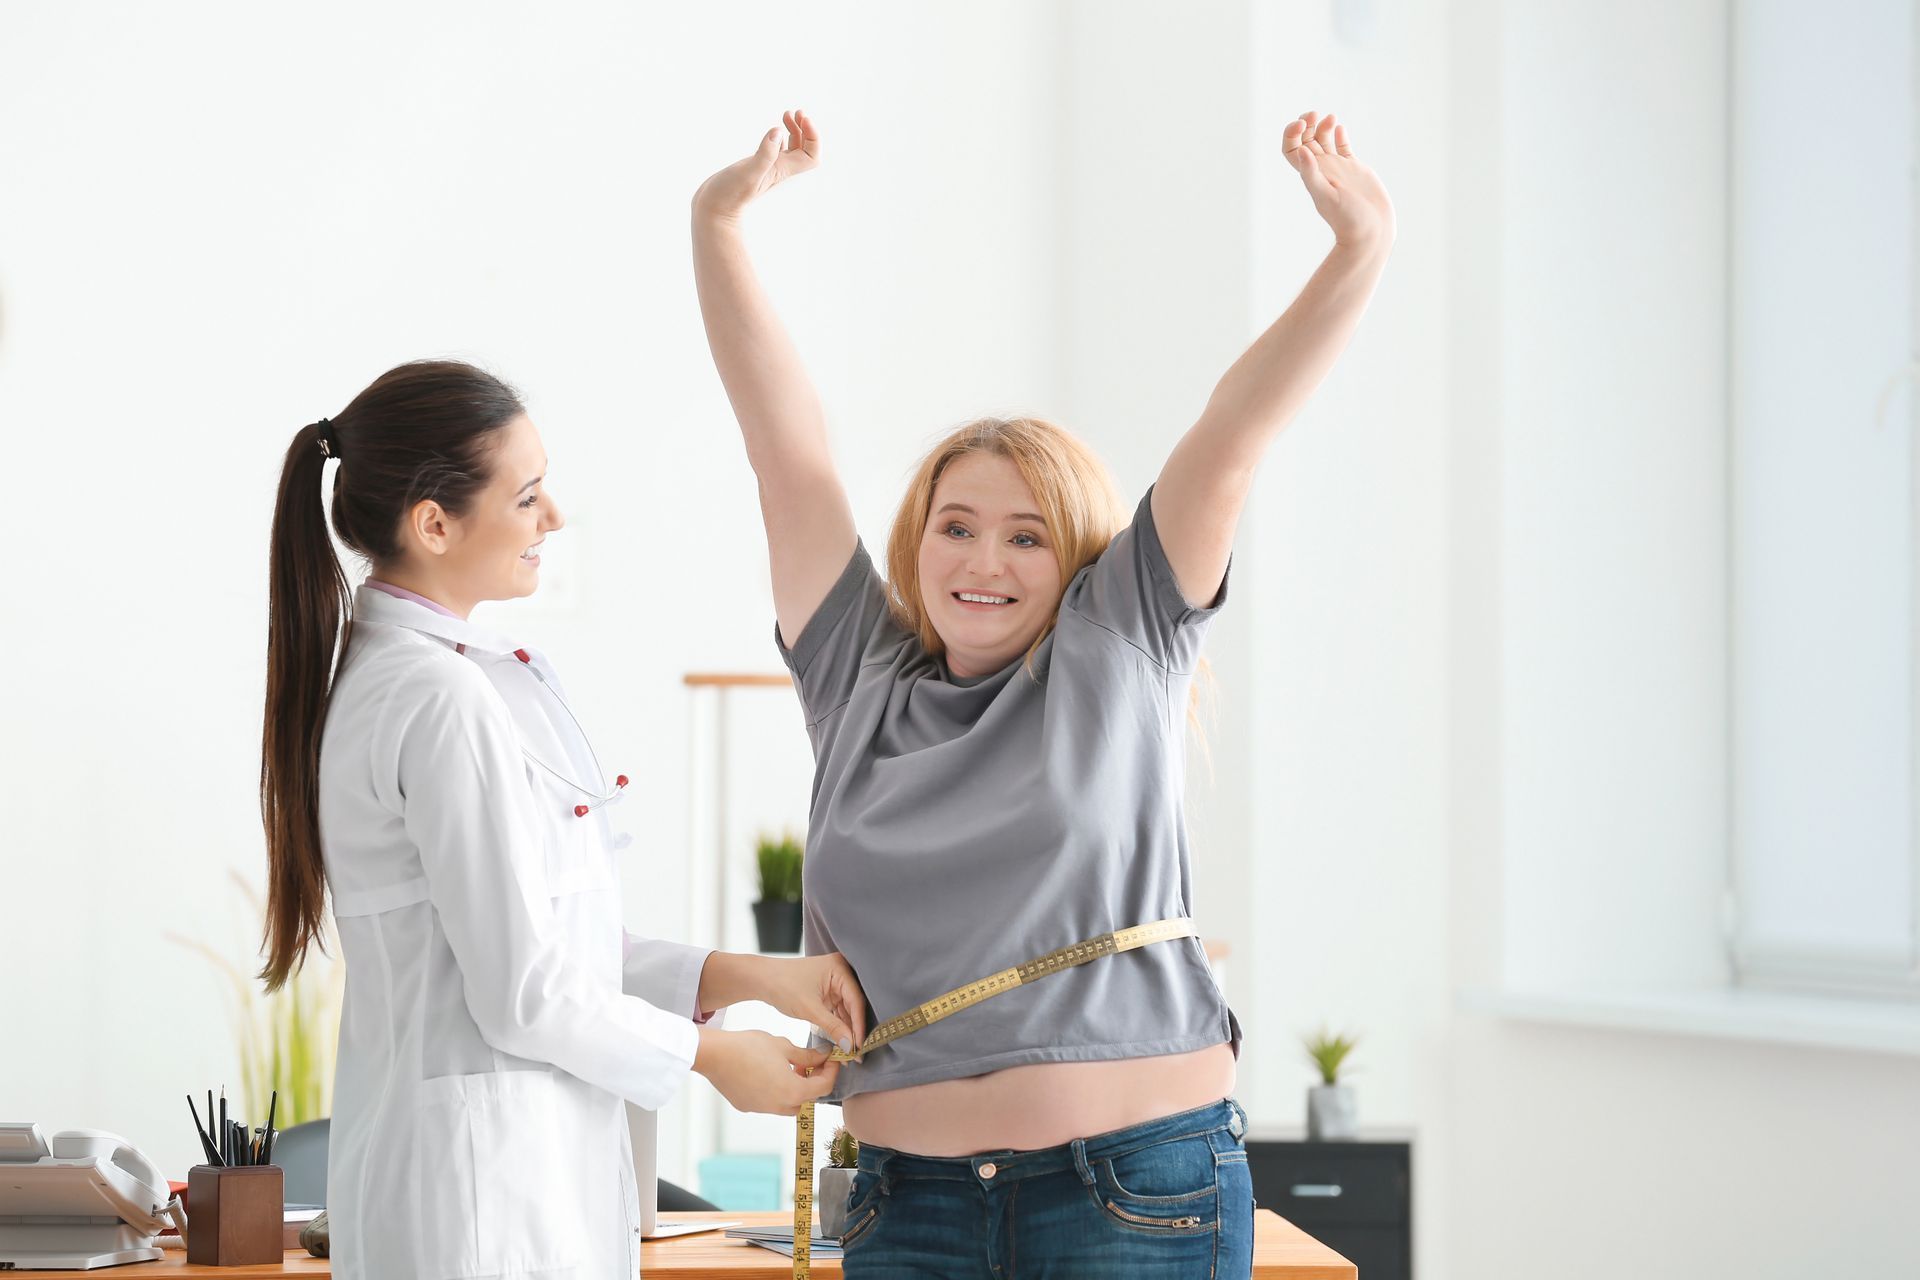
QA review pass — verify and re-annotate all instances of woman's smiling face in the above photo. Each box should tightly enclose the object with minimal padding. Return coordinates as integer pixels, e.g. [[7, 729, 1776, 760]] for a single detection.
[[464, 413, 565, 602], [915, 450, 1063, 678], [390, 413, 566, 614]]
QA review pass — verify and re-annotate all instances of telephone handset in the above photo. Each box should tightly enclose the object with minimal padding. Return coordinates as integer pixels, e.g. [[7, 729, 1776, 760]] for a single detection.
[[0, 1122, 184, 1269], [52, 1129, 170, 1219]]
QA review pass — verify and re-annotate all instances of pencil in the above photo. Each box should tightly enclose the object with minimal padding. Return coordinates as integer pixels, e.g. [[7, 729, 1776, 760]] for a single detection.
[[186, 1094, 218, 1166]]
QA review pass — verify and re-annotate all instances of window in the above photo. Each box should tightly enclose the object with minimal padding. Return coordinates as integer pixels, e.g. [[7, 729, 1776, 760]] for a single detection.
[[1729, 0, 1919, 996]]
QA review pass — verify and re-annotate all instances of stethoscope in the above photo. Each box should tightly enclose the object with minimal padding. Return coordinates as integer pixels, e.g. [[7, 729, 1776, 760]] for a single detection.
[[508, 647, 629, 819]]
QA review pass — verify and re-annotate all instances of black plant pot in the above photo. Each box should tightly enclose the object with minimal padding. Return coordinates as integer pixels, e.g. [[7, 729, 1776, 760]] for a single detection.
[[752, 900, 804, 953]]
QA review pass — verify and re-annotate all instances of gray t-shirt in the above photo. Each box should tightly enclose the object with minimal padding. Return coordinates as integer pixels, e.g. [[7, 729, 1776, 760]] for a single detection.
[[778, 486, 1242, 1101]]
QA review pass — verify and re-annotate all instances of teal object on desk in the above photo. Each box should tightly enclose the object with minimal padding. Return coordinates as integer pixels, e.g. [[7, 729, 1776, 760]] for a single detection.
[[697, 1153, 783, 1210]]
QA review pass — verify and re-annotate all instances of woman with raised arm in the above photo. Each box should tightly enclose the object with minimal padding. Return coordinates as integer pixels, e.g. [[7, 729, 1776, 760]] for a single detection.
[[693, 109, 1392, 1277]]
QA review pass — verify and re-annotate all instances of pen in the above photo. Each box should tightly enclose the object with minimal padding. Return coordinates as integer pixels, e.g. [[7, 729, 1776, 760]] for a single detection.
[[219, 1088, 227, 1166], [186, 1094, 219, 1166], [262, 1090, 278, 1165]]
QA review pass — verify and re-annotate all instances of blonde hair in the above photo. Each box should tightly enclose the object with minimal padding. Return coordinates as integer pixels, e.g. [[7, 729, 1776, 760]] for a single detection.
[[884, 416, 1127, 668]]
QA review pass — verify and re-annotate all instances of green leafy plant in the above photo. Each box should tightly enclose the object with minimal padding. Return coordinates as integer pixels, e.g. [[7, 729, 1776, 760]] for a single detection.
[[169, 870, 343, 1126], [828, 1125, 859, 1169], [1302, 1027, 1360, 1085], [755, 831, 804, 904]]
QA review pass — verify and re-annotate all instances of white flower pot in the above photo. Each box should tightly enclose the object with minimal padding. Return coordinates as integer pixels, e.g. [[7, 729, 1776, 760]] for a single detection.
[[816, 1166, 857, 1239], [1307, 1084, 1357, 1140]]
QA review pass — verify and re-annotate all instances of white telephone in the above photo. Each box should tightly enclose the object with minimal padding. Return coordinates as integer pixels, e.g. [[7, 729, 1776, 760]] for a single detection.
[[0, 1123, 183, 1270]]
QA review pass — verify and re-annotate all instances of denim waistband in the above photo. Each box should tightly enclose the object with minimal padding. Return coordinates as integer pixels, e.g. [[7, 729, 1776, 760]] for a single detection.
[[852, 1096, 1247, 1188]]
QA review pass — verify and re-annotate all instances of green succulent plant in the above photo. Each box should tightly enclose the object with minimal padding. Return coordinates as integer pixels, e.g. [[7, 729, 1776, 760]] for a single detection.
[[755, 831, 805, 903], [1302, 1027, 1360, 1085], [828, 1125, 859, 1169]]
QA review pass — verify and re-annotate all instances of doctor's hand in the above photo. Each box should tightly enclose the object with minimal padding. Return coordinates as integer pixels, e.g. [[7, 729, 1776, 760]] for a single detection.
[[757, 952, 868, 1057], [693, 1028, 840, 1117]]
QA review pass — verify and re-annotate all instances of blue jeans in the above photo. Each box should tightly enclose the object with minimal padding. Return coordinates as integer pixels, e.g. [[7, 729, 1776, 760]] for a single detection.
[[838, 1097, 1254, 1279]]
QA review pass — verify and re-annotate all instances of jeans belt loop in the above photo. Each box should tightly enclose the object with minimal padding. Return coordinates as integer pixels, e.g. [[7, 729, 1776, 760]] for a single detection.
[[1070, 1136, 1096, 1187]]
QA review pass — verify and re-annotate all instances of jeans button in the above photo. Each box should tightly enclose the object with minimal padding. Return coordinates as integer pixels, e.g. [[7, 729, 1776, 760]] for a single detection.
[[978, 1162, 998, 1179]]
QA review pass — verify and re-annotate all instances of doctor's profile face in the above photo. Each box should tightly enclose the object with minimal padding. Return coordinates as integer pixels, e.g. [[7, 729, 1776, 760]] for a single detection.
[[398, 412, 565, 606]]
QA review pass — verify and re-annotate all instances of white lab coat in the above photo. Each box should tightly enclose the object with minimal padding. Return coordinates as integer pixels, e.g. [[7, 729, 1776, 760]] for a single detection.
[[317, 585, 714, 1280]]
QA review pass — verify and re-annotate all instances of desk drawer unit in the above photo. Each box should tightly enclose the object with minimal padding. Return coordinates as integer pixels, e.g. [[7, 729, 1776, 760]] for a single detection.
[[1246, 1137, 1411, 1280]]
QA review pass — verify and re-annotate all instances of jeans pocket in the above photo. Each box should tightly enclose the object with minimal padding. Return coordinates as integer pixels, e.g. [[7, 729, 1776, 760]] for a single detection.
[[839, 1168, 886, 1250], [1091, 1133, 1220, 1234]]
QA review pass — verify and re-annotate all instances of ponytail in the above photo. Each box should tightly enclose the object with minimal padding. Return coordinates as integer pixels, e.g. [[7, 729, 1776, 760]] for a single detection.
[[258, 361, 525, 989], [259, 421, 350, 990]]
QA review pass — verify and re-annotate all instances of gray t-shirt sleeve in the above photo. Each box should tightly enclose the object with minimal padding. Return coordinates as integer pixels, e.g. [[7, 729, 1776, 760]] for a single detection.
[[773, 540, 905, 729], [1060, 485, 1230, 672]]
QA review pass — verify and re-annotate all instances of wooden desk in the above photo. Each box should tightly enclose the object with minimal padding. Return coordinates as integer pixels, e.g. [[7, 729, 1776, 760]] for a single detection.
[[640, 1210, 1356, 1278], [99, 1211, 1353, 1277]]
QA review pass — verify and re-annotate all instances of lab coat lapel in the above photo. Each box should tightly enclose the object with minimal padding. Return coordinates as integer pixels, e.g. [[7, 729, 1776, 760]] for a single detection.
[[349, 583, 617, 842]]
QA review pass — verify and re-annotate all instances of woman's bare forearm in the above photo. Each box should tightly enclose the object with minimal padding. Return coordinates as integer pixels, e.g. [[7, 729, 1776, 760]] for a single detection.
[[1150, 240, 1388, 604], [1193, 239, 1390, 469], [696, 950, 771, 1016], [691, 113, 858, 642], [691, 210, 834, 478], [1151, 109, 1395, 606]]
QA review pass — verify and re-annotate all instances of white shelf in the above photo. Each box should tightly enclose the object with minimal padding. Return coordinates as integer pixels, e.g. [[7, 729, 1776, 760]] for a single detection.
[[1456, 983, 1920, 1057]]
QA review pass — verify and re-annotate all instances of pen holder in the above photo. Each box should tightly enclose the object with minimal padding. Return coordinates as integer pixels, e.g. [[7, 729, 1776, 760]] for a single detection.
[[186, 1164, 284, 1266]]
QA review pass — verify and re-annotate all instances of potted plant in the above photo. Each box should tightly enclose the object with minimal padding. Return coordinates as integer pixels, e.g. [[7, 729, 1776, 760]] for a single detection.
[[1302, 1027, 1360, 1140], [817, 1125, 859, 1239], [168, 870, 342, 1127], [752, 830, 805, 953]]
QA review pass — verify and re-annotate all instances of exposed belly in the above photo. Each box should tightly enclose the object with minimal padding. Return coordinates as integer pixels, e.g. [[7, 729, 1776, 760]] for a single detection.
[[840, 1043, 1237, 1157]]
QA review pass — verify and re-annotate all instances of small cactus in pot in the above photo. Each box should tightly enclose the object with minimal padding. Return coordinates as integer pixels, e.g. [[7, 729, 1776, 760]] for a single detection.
[[816, 1125, 860, 1239]]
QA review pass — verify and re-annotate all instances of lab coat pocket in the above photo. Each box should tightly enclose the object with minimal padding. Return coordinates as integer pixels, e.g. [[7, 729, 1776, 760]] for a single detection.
[[414, 1070, 584, 1279]]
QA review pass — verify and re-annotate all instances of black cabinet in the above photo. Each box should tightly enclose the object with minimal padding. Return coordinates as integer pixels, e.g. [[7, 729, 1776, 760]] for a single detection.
[[1245, 1131, 1412, 1280]]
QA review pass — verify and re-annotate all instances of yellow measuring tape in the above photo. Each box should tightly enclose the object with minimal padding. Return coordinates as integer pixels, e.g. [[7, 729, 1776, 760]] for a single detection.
[[787, 916, 1198, 1278]]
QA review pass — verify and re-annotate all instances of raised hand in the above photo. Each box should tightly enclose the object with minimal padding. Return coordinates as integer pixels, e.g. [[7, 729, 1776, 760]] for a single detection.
[[693, 108, 822, 222], [1282, 111, 1395, 253]]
